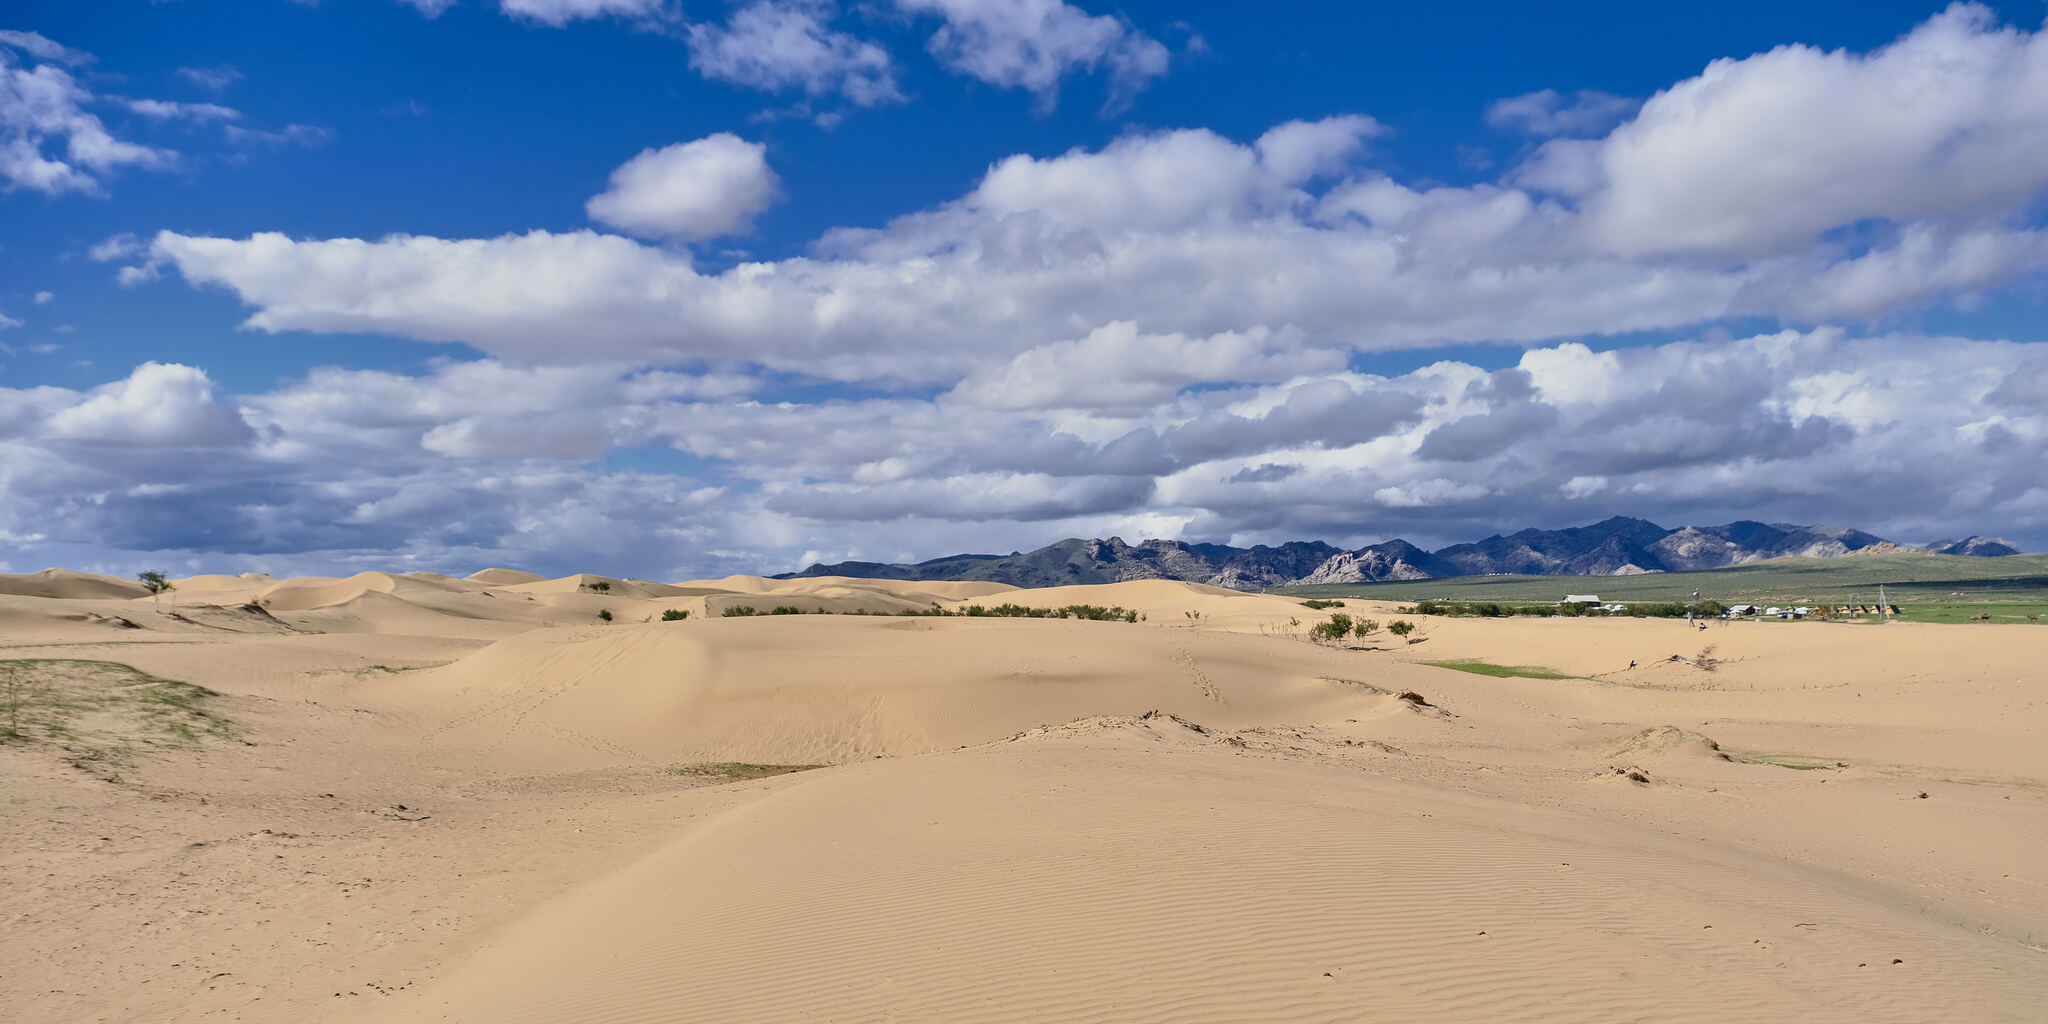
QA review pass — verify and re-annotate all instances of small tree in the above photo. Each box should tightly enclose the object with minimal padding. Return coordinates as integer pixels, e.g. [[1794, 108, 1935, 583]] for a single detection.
[[1354, 618, 1381, 638], [138, 570, 172, 611], [590, 581, 612, 593], [598, 609, 613, 623], [661, 609, 689, 621], [1387, 619, 1416, 640]]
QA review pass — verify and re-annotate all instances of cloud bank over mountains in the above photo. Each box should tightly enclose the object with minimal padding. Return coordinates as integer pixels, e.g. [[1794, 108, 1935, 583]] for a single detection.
[[7, 3, 2048, 578], [4, 328, 2042, 578]]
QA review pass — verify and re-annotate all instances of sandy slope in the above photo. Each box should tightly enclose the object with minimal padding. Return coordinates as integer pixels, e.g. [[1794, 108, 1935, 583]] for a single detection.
[[0, 568, 150, 600], [1, 573, 2042, 1023]]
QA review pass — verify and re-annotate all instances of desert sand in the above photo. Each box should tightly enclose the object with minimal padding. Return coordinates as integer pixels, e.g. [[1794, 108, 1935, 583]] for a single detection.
[[1, 567, 2043, 1022]]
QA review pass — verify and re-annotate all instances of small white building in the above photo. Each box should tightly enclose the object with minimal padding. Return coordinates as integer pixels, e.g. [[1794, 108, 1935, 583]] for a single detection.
[[1563, 594, 1600, 604]]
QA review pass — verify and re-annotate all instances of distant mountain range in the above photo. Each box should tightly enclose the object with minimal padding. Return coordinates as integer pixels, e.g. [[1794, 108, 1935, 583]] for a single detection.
[[779, 517, 2026, 591]]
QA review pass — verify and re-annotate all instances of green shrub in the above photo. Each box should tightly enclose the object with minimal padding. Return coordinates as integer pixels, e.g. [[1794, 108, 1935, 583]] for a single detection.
[[1387, 619, 1415, 638], [1354, 618, 1381, 637], [1310, 612, 1355, 643], [661, 609, 690, 621], [770, 605, 805, 615], [597, 609, 613, 623], [1301, 599, 1346, 610], [722, 605, 758, 617]]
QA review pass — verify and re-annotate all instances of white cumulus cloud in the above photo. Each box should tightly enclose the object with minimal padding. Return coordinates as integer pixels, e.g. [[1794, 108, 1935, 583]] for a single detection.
[[687, 1, 902, 106], [42, 363, 256, 448], [1, 35, 174, 194], [584, 134, 782, 241], [1522, 2, 2048, 257], [894, 0, 1171, 109]]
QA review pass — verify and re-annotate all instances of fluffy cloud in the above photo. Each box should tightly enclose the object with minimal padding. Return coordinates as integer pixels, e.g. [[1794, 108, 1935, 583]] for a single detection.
[[400, 0, 1163, 112], [1, 35, 174, 194], [969, 117, 1377, 229], [895, 0, 1170, 108], [1524, 2, 2048, 257], [686, 1, 902, 107], [1, 34, 320, 195], [41, 363, 255, 448], [585, 134, 783, 241], [137, 83, 2042, 384], [950, 323, 1344, 411]]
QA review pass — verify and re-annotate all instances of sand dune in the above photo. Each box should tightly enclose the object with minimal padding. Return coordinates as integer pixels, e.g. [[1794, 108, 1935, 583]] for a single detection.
[[365, 617, 1410, 768], [2, 571, 2043, 1023], [467, 567, 545, 585], [0, 568, 149, 600], [386, 728, 2040, 1024]]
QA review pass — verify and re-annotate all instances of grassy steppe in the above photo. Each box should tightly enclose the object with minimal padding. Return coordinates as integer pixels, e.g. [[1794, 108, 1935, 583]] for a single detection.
[[1274, 552, 2048, 623]]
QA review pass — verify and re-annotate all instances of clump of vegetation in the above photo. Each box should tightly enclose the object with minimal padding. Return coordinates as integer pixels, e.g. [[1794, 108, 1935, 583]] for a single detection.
[[1309, 612, 1355, 643], [1422, 659, 1573, 680], [705, 602, 1150, 623], [597, 609, 613, 623], [2, 663, 54, 739], [1301, 599, 1346, 610], [588, 581, 612, 593], [1354, 618, 1381, 637], [904, 603, 1142, 622], [660, 608, 690, 621], [664, 762, 825, 781], [0, 659, 232, 745], [1388, 620, 1417, 640]]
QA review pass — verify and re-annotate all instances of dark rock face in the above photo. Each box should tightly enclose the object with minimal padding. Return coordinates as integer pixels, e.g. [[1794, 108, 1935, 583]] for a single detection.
[[778, 518, 2023, 590]]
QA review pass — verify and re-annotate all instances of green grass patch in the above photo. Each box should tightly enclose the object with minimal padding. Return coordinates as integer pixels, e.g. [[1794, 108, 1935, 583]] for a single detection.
[[1882, 602, 2048, 625], [0, 658, 233, 745], [663, 762, 827, 781], [1727, 751, 1843, 771], [1274, 552, 2048, 617], [1421, 659, 1576, 680]]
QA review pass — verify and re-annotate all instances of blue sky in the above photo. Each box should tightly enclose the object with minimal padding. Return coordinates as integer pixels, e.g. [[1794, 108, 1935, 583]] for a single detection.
[[4, 0, 2048, 578]]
